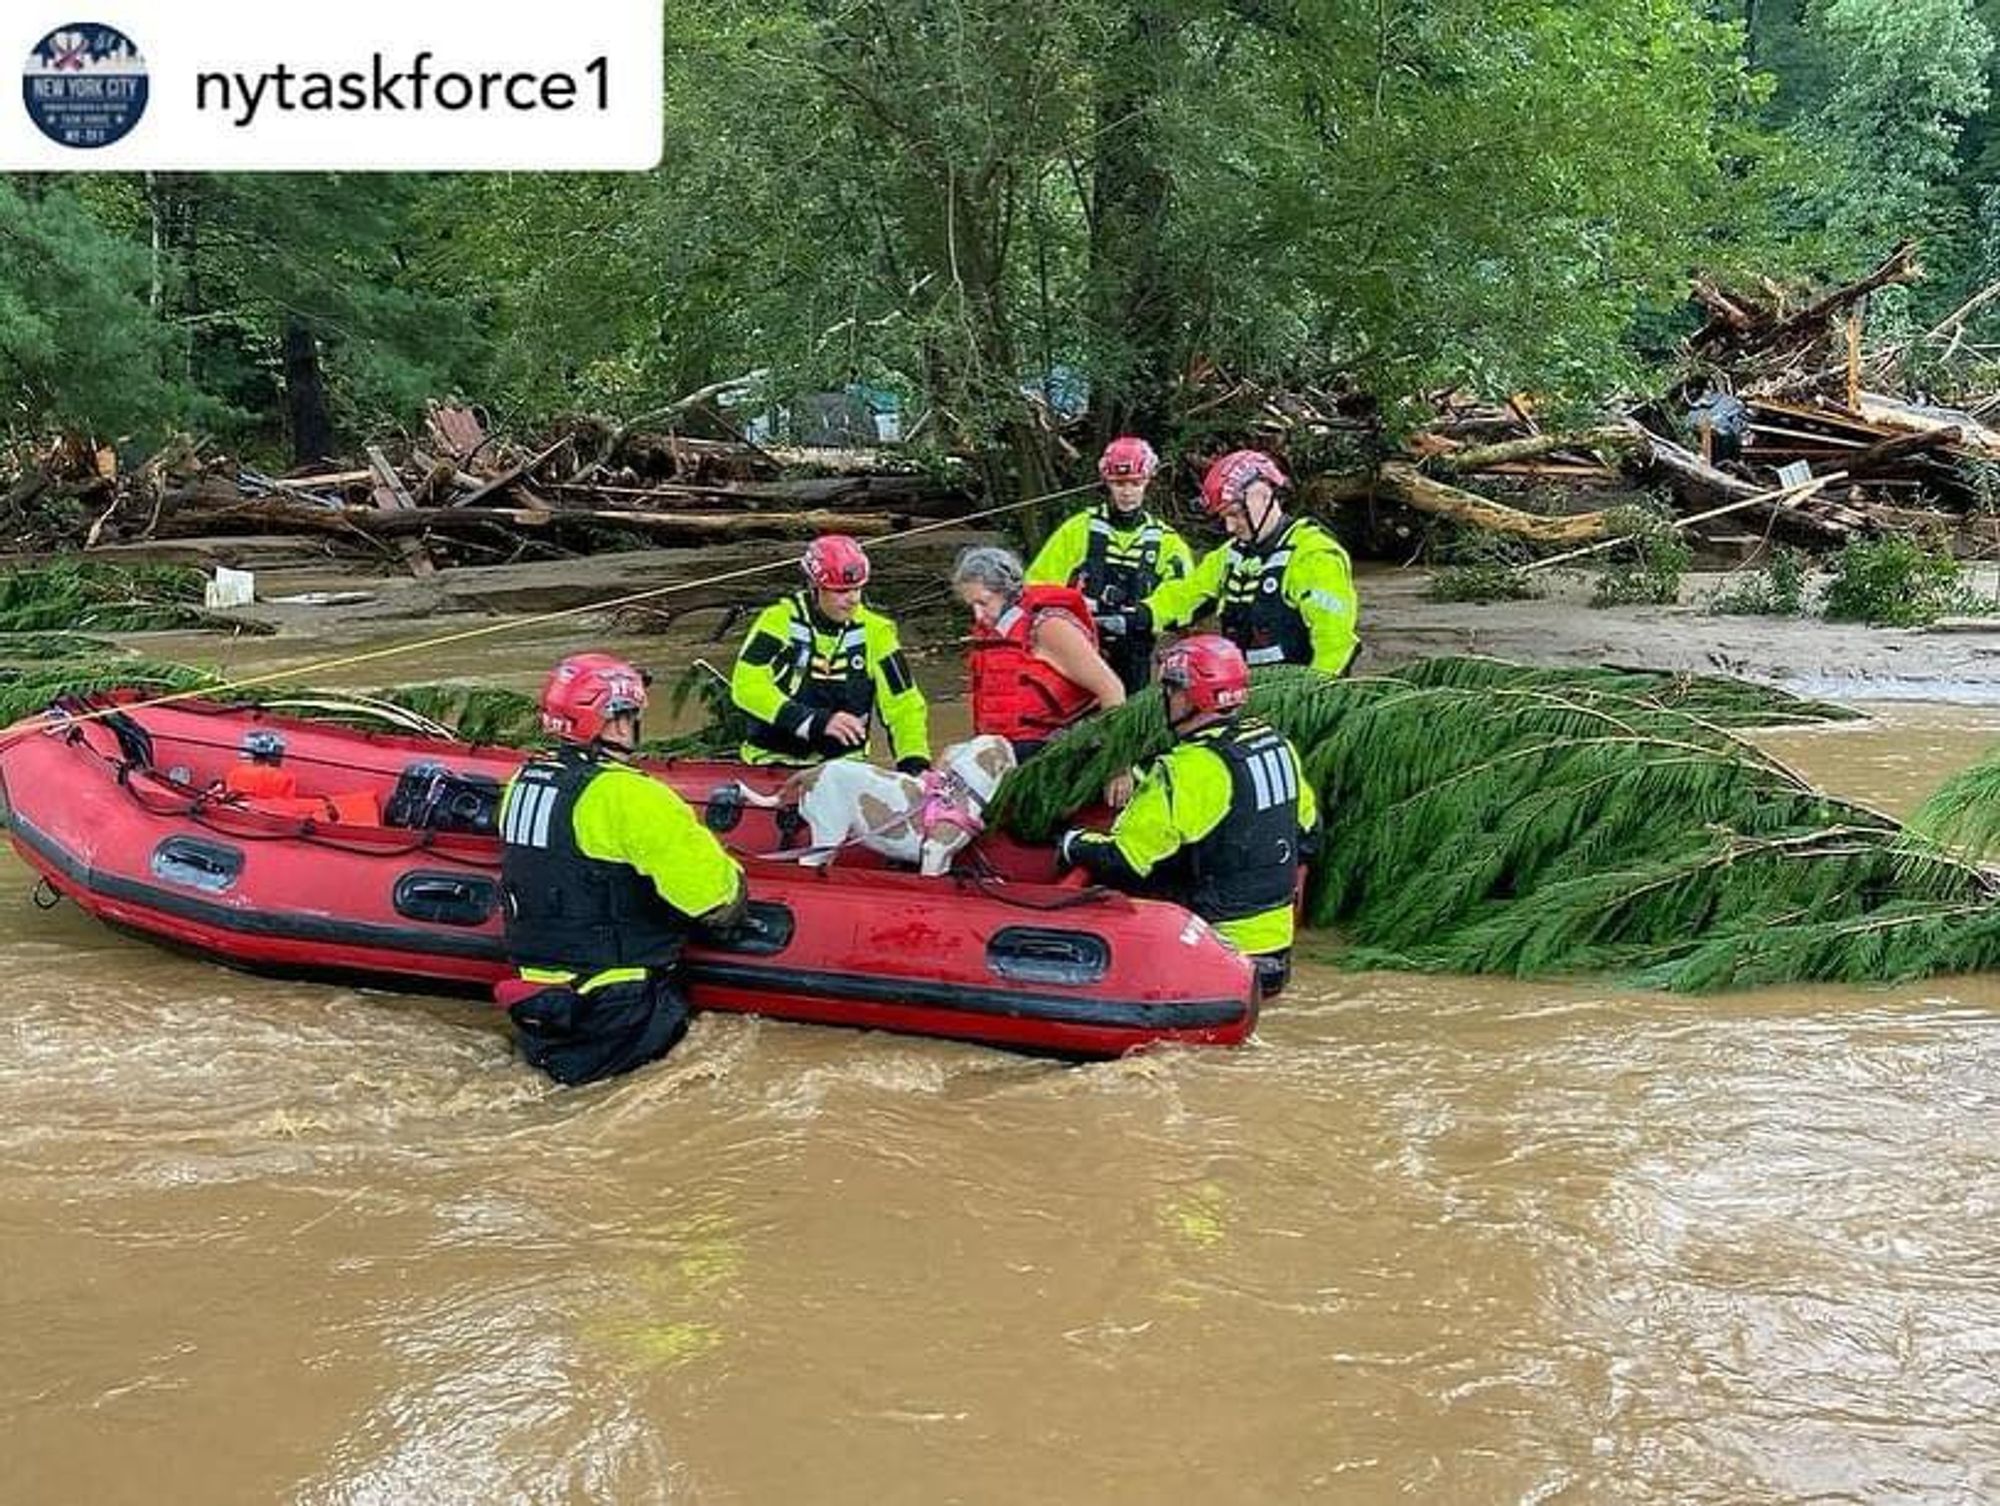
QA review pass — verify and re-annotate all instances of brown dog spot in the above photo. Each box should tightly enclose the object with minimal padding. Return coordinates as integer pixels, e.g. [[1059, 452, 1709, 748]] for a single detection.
[[856, 791, 913, 838], [972, 742, 1014, 781]]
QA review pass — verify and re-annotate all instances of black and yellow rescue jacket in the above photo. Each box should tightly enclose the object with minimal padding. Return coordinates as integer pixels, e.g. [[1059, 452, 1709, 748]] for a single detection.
[[1026, 503, 1194, 691], [499, 746, 744, 985], [1145, 516, 1359, 675], [1068, 716, 1319, 955], [729, 591, 930, 767]]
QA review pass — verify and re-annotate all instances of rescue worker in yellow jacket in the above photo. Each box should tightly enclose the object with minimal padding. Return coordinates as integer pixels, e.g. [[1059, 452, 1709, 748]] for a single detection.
[[1056, 634, 1318, 997], [1025, 435, 1194, 692], [1138, 449, 1359, 675], [730, 533, 931, 773], [498, 654, 747, 1085]]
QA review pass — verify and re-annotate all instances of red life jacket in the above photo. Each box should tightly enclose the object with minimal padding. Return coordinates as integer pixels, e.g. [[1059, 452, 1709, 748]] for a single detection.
[[968, 584, 1100, 743]]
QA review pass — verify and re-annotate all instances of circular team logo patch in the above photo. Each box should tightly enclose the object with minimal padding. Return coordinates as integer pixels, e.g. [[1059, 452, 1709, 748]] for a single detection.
[[22, 24, 148, 149]]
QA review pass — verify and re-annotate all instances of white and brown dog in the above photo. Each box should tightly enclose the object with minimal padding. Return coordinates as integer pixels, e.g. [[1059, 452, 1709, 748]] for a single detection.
[[727, 735, 1015, 876]]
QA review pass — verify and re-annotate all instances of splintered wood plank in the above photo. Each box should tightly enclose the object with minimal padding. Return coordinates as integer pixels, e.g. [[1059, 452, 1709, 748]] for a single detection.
[[366, 444, 436, 577], [425, 402, 490, 468]]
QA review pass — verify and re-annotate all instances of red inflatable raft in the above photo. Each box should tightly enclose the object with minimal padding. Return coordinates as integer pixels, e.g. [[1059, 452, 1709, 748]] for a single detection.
[[0, 695, 1258, 1057]]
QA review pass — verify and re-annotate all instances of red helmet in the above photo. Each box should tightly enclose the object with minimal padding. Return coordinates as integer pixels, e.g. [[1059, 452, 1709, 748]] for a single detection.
[[802, 533, 871, 589], [540, 653, 648, 743], [1159, 634, 1250, 716], [1098, 435, 1160, 483], [1199, 449, 1288, 516]]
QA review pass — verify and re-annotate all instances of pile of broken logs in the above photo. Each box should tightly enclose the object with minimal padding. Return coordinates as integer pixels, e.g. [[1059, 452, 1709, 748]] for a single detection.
[[1260, 241, 2000, 560], [0, 400, 976, 578]]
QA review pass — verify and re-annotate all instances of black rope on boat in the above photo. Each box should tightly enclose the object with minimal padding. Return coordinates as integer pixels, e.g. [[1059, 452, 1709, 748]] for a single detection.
[[81, 733, 503, 866], [75, 700, 453, 778], [30, 876, 61, 909], [962, 876, 1118, 911], [178, 797, 498, 864], [955, 849, 1116, 911]]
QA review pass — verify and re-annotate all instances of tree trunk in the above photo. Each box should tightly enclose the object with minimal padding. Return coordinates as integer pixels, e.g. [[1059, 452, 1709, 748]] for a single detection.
[[142, 173, 202, 383], [283, 315, 336, 466], [912, 172, 1059, 541], [143, 171, 164, 314], [1003, 418, 1062, 545], [1422, 426, 1641, 476], [156, 498, 902, 545], [1623, 422, 1853, 541], [1087, 2, 1180, 445], [1314, 466, 1609, 545]]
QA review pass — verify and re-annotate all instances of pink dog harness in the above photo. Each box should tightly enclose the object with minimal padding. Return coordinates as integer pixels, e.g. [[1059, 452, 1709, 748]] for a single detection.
[[917, 768, 986, 839]]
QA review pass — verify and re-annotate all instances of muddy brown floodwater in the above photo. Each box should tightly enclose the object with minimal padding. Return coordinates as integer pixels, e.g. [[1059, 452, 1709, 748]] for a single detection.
[[4, 606, 1999, 1503]]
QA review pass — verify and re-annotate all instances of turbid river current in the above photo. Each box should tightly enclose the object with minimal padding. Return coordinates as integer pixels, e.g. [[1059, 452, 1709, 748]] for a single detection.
[[4, 632, 1998, 1504]]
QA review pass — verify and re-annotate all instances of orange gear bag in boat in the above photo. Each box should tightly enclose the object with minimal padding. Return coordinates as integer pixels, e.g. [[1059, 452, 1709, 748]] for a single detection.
[[223, 762, 299, 799], [218, 764, 381, 826]]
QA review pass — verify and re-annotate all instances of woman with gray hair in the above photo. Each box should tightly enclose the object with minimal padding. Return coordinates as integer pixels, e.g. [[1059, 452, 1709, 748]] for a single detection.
[[954, 544, 1128, 771]]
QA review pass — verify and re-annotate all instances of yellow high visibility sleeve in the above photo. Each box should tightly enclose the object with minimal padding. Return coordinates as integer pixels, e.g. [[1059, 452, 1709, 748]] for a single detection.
[[572, 764, 744, 920]]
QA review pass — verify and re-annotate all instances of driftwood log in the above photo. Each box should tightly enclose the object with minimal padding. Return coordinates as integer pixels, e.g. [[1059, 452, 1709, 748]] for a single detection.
[[1419, 426, 1641, 477], [1854, 393, 2000, 458], [1313, 465, 1608, 545], [153, 497, 902, 546], [547, 476, 966, 517], [1623, 423, 1853, 541], [1842, 426, 1964, 477]]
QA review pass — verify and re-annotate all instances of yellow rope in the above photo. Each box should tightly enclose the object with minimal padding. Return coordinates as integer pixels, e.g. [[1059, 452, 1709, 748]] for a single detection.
[[18, 480, 1097, 730]]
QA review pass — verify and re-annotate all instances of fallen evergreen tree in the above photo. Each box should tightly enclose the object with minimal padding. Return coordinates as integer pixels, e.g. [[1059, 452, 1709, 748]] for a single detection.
[[0, 561, 273, 635], [0, 655, 222, 721], [996, 660, 2000, 992], [1909, 750, 2000, 866]]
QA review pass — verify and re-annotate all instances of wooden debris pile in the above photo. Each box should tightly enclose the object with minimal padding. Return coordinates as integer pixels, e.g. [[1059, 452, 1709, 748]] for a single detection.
[[1198, 240, 2000, 560], [0, 398, 977, 577]]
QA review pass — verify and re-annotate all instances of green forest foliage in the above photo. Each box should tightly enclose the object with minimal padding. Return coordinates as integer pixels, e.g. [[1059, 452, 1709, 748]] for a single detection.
[[8, 0, 2000, 466]]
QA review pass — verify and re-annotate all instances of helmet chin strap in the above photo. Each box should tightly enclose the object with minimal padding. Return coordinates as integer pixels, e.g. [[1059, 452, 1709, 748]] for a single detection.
[[1163, 684, 1233, 735], [595, 717, 641, 757], [1238, 487, 1278, 544]]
